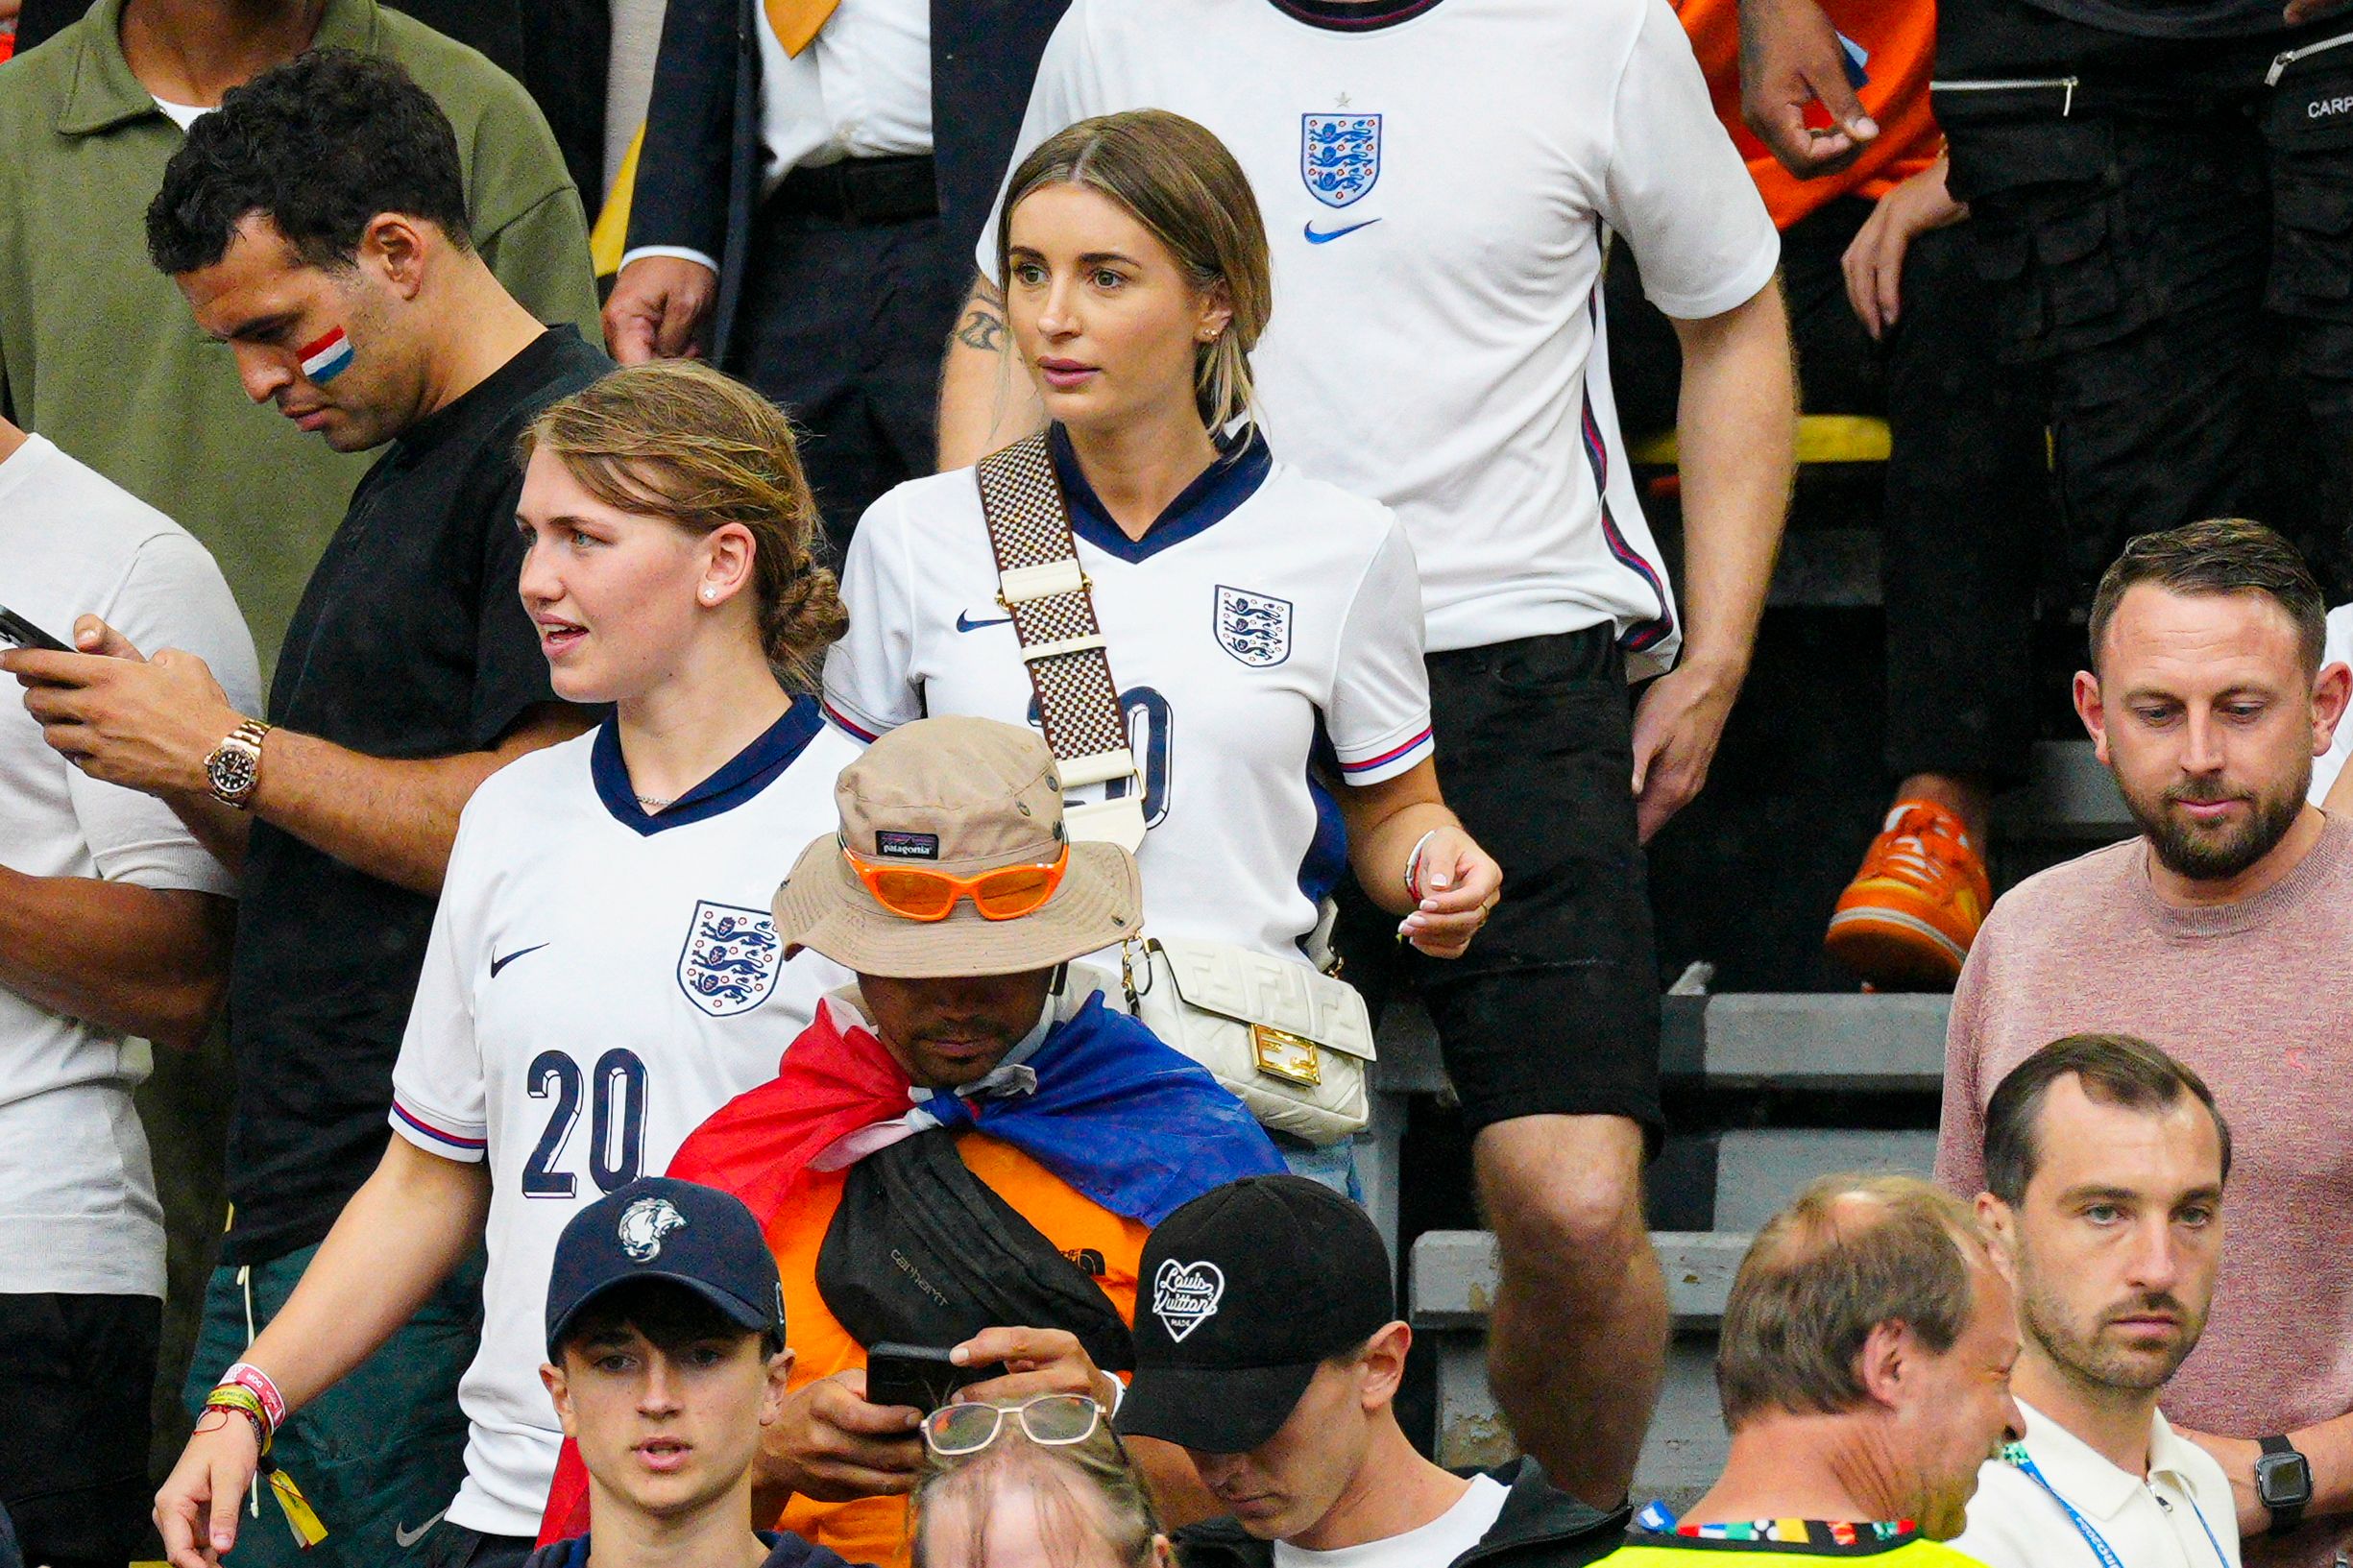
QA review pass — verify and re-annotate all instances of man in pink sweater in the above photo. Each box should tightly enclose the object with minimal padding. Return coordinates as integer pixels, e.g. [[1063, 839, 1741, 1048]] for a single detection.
[[1936, 518, 2353, 1568]]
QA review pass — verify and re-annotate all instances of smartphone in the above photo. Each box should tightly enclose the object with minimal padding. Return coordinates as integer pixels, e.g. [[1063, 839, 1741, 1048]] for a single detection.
[[0, 605, 68, 653], [863, 1342, 999, 1412]]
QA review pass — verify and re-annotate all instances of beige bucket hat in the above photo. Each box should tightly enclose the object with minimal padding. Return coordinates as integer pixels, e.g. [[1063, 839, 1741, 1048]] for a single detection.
[[772, 715, 1144, 978]]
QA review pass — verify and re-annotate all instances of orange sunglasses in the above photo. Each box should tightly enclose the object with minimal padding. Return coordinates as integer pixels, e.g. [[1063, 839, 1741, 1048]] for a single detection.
[[844, 840, 1071, 922]]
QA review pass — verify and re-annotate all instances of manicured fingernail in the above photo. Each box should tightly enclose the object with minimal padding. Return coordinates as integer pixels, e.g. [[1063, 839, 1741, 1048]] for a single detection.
[[1431, 873, 1450, 889]]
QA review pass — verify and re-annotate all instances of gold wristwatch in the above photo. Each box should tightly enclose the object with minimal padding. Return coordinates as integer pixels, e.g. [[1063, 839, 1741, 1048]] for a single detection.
[[204, 718, 273, 809]]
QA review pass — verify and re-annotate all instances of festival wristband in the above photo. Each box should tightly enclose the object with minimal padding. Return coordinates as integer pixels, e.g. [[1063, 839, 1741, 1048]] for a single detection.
[[223, 1362, 287, 1432], [204, 1385, 272, 1455], [1403, 830, 1440, 904]]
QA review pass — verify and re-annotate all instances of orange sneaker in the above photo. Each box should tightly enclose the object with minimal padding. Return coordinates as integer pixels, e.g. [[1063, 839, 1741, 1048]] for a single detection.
[[1824, 800, 1993, 990]]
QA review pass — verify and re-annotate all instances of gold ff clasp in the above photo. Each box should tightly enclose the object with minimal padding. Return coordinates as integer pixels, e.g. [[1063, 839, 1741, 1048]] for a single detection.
[[1250, 1025, 1322, 1087]]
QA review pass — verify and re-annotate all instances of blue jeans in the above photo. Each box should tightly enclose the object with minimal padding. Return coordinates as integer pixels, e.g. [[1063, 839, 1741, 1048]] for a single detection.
[[182, 1243, 485, 1568], [1271, 1130, 1364, 1200]]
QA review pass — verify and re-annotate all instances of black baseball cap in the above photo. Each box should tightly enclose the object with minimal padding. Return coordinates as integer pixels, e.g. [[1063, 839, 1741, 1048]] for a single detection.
[[1115, 1175, 1396, 1454], [544, 1177, 787, 1361]]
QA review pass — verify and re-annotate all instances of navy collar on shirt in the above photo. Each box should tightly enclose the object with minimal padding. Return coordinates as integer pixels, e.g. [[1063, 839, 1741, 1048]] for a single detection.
[[592, 694, 825, 835], [1047, 423, 1273, 563], [1264, 0, 1449, 33]]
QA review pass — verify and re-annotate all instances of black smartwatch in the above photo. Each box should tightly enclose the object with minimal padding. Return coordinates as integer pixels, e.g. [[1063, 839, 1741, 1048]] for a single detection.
[[2256, 1434, 2314, 1538]]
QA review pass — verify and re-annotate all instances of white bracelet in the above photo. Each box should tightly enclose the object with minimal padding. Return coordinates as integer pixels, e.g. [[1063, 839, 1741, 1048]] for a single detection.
[[1404, 829, 1440, 903]]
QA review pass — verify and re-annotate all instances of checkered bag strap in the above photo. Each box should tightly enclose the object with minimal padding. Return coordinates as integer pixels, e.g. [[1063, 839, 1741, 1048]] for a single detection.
[[973, 436, 1147, 850]]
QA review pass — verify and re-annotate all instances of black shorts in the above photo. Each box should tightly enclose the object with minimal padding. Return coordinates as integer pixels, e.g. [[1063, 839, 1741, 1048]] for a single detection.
[[0, 1291, 160, 1568], [1336, 625, 1662, 1142]]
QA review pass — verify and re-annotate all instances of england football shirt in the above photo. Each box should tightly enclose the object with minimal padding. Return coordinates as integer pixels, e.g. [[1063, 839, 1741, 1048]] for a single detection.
[[823, 429, 1433, 962], [985, 0, 1782, 665], [388, 700, 858, 1536]]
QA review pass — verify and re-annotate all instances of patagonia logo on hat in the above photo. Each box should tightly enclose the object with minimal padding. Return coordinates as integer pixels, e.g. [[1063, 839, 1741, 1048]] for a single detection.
[[1152, 1259, 1225, 1341], [873, 831, 940, 860]]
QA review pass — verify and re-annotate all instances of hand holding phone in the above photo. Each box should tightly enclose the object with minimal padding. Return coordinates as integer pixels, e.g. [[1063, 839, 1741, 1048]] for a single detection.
[[0, 605, 69, 653], [862, 1342, 1000, 1412]]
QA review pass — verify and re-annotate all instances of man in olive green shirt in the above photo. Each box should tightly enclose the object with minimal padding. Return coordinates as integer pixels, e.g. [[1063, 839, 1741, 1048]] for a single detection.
[[0, 0, 599, 663]]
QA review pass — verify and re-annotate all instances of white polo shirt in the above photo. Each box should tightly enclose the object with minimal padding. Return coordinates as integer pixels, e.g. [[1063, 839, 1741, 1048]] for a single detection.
[[1954, 1398, 2241, 1568], [984, 0, 1780, 665], [0, 435, 259, 1299]]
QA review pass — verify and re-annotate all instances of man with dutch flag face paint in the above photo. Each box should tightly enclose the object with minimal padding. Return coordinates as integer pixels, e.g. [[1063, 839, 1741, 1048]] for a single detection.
[[5, 49, 611, 1568]]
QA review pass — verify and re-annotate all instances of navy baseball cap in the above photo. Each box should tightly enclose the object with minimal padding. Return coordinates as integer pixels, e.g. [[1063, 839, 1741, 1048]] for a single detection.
[[544, 1177, 786, 1360], [1116, 1175, 1396, 1455]]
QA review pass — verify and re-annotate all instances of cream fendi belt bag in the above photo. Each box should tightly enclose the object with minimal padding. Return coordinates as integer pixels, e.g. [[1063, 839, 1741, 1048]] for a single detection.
[[973, 435, 1376, 1144]]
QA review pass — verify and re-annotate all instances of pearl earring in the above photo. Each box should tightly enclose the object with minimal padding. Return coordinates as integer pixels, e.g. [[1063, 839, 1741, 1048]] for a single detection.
[[700, 588, 716, 603]]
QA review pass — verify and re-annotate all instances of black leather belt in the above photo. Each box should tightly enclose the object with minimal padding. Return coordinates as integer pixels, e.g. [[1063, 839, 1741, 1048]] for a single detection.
[[772, 154, 938, 225]]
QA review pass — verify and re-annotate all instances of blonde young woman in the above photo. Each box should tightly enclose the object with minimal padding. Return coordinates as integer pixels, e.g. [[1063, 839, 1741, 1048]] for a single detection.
[[156, 362, 860, 1568], [911, 1397, 1171, 1568], [823, 111, 1501, 1180]]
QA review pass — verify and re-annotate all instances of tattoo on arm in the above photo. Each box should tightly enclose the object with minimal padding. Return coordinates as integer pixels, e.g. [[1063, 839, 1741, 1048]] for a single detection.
[[956, 306, 1006, 353]]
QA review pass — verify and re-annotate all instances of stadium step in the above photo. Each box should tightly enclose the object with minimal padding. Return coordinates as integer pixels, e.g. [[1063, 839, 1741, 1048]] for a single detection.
[[1411, 1228, 1740, 1498], [1371, 990, 1953, 1103], [1996, 738, 2135, 843]]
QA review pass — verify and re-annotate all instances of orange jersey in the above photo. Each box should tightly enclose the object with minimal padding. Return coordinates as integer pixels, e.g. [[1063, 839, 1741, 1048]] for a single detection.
[[766, 1133, 1151, 1568], [1674, 0, 1941, 231]]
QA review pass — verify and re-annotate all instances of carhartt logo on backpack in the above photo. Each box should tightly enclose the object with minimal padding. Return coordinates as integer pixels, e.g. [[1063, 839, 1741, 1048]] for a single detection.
[[1152, 1259, 1225, 1341]]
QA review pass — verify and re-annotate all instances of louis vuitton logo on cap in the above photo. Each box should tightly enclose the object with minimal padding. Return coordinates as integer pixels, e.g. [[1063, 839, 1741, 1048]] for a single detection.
[[1152, 1259, 1225, 1341]]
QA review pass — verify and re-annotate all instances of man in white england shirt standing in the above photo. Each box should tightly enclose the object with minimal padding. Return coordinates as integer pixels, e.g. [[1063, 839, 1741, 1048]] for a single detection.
[[935, 0, 1797, 1508], [1957, 1033, 2243, 1568]]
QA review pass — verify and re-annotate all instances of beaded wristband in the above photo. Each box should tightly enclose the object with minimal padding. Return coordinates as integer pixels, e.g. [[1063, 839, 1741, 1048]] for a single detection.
[[223, 1362, 287, 1432]]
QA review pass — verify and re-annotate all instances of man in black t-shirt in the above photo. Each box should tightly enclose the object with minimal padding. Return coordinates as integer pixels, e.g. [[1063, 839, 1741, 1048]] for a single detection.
[[13, 52, 604, 1568], [1738, 0, 2353, 597]]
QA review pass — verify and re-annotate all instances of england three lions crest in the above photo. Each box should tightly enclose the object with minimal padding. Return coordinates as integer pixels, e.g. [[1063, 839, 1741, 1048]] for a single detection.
[[1301, 113, 1380, 208], [676, 900, 782, 1018], [1215, 585, 1293, 668]]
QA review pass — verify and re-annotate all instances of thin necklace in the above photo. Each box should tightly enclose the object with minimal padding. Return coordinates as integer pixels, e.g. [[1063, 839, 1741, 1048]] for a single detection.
[[636, 794, 673, 810]]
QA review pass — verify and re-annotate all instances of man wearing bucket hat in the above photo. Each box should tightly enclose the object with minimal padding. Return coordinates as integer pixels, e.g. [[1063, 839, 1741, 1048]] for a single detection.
[[538, 715, 1284, 1566], [1125, 1174, 1625, 1568]]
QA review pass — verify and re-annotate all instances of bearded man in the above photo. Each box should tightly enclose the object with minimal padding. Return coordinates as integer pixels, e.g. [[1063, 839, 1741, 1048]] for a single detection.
[[1955, 1033, 2238, 1568], [1935, 517, 2353, 1568]]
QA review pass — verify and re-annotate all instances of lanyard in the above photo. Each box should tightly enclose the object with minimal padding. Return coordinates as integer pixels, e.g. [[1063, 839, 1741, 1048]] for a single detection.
[[2002, 1441, 2232, 1568]]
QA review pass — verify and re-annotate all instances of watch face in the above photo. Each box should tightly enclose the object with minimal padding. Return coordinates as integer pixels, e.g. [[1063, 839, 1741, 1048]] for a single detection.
[[209, 746, 258, 798], [2257, 1451, 2314, 1508]]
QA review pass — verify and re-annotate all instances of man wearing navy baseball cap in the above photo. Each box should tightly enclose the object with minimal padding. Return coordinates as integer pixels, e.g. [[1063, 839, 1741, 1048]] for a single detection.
[[530, 1177, 864, 1568], [1120, 1176, 1625, 1568]]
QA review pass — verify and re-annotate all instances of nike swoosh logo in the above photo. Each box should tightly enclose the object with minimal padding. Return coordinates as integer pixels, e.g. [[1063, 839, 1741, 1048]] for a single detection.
[[490, 943, 548, 977], [1303, 218, 1382, 244], [956, 611, 1013, 633], [394, 1510, 446, 1549]]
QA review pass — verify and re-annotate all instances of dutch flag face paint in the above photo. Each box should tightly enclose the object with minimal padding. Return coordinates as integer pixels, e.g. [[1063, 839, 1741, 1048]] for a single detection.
[[297, 327, 354, 384]]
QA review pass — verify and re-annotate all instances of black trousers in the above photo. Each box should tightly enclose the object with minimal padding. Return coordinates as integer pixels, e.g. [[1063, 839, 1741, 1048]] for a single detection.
[[1608, 198, 2053, 786], [0, 1291, 159, 1568], [1936, 0, 2353, 587], [729, 199, 967, 555]]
